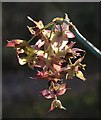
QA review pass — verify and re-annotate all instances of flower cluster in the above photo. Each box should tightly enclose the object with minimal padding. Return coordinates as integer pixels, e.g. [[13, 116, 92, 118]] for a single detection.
[[6, 14, 86, 111]]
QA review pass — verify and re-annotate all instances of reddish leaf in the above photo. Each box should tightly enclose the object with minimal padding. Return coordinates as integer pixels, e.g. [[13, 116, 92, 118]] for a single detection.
[[6, 39, 24, 47]]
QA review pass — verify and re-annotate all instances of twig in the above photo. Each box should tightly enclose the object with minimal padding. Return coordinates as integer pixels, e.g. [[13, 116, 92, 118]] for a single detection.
[[64, 15, 101, 58]]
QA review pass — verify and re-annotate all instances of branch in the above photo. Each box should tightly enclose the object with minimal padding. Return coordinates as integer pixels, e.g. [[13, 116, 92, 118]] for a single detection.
[[71, 27, 101, 58], [64, 15, 101, 58]]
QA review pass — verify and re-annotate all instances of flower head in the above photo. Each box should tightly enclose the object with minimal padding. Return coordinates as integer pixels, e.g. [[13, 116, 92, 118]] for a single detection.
[[6, 13, 86, 111]]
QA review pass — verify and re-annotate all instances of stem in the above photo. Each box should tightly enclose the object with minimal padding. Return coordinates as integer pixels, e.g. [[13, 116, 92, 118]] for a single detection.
[[54, 95, 57, 100], [28, 22, 54, 44], [28, 36, 35, 43], [69, 58, 72, 65], [72, 27, 101, 58], [49, 24, 55, 39], [42, 21, 54, 30], [64, 19, 101, 58]]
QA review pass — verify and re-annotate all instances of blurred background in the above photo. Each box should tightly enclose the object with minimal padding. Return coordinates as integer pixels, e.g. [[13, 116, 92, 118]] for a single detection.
[[2, 2, 100, 118]]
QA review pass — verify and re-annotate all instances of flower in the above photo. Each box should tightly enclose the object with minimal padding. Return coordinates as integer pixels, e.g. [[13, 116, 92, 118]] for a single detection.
[[49, 96, 66, 111]]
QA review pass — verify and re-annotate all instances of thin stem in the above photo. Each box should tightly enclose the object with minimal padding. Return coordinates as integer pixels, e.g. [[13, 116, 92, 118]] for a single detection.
[[69, 58, 72, 65], [28, 36, 35, 43], [49, 24, 55, 40], [42, 21, 54, 30], [54, 95, 57, 100], [28, 22, 54, 44]]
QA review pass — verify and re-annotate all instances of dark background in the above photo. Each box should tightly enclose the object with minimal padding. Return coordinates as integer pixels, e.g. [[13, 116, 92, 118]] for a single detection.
[[2, 2, 100, 118]]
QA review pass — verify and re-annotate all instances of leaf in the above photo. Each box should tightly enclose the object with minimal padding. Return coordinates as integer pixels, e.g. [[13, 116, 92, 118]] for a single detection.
[[76, 70, 86, 81], [6, 39, 24, 47], [6, 39, 37, 57]]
